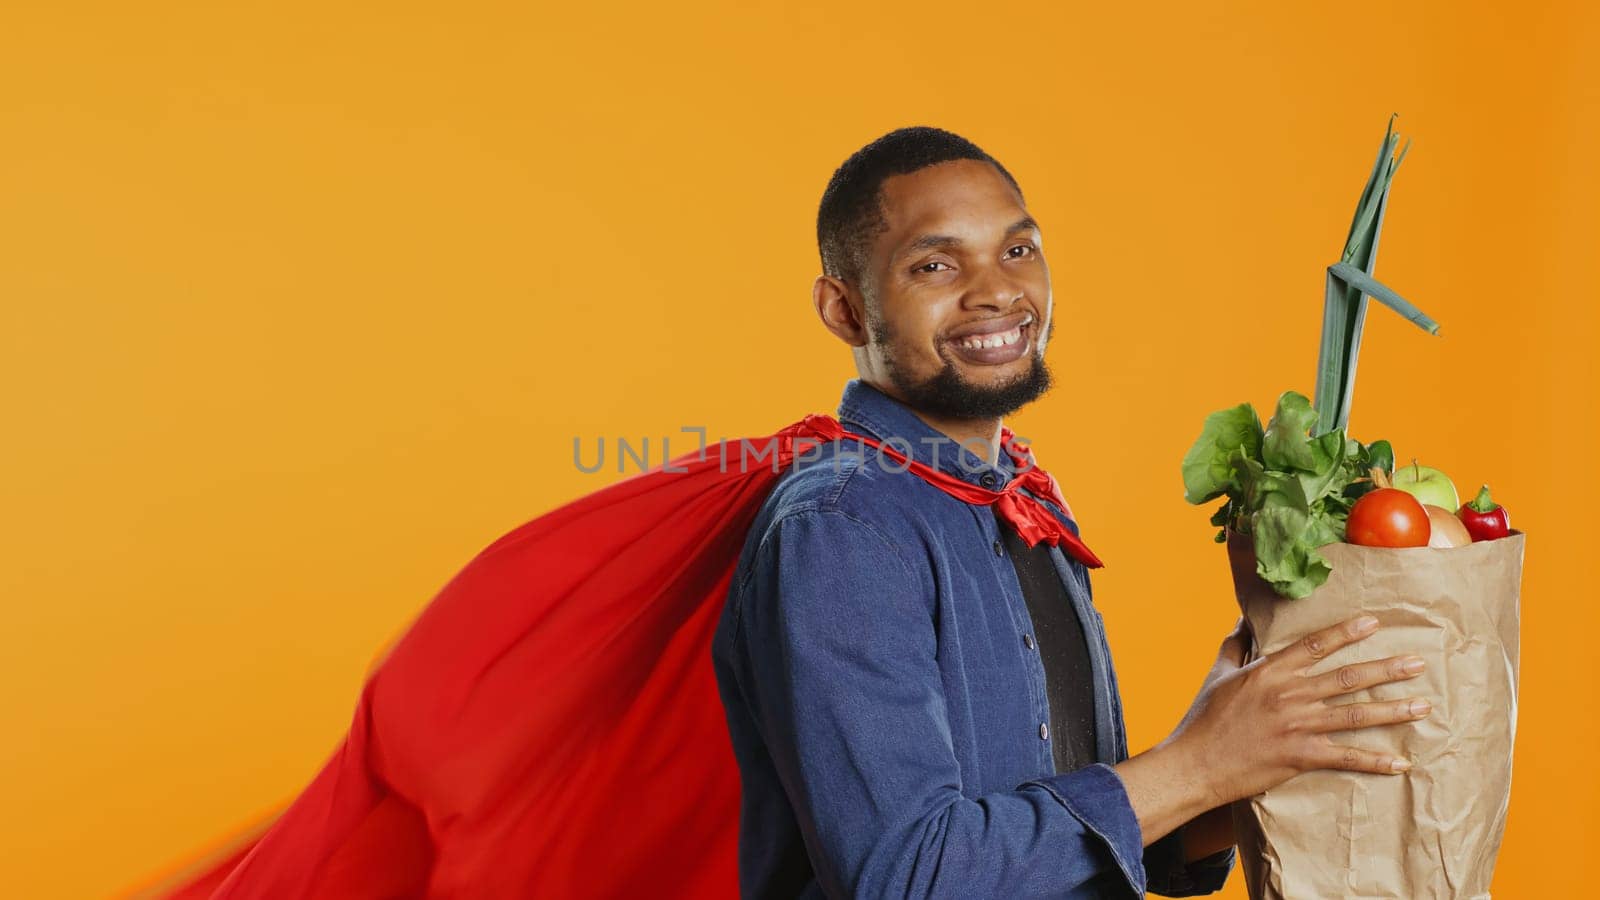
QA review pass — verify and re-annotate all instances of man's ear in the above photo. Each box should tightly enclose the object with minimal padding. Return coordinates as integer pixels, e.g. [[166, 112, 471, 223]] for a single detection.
[[813, 274, 869, 347]]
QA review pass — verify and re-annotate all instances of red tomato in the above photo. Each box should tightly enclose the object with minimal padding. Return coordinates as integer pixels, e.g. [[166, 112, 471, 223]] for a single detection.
[[1347, 488, 1431, 547]]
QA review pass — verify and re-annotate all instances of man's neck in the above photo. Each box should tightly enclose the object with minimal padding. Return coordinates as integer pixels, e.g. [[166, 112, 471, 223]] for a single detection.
[[905, 409, 1006, 467], [858, 377, 1008, 466]]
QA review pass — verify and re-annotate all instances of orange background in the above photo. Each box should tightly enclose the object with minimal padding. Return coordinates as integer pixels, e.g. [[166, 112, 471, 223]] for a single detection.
[[3, 2, 1595, 896]]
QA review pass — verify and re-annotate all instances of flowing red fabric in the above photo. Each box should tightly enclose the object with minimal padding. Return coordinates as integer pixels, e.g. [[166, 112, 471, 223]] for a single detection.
[[159, 413, 1099, 899]]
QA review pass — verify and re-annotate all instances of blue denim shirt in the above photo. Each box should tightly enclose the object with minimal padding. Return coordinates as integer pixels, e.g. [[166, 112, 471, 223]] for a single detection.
[[710, 379, 1234, 898]]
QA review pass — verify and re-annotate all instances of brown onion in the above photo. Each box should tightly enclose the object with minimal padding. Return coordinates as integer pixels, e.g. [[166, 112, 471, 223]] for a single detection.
[[1425, 504, 1472, 548]]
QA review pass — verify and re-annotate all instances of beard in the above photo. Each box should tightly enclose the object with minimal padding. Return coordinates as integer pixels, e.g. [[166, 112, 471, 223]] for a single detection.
[[869, 315, 1055, 420]]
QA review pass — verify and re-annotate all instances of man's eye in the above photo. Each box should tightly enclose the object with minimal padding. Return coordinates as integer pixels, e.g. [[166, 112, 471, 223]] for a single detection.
[[916, 261, 951, 273], [1007, 245, 1036, 259]]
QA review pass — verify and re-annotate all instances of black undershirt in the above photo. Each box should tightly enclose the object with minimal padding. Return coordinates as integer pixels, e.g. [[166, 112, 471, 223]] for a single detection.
[[996, 511, 1098, 774]]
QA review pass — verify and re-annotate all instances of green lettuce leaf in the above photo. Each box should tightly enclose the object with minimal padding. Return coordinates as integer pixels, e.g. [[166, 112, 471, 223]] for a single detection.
[[1182, 403, 1264, 504], [1251, 506, 1336, 599], [1294, 430, 1352, 503], [1261, 391, 1321, 472]]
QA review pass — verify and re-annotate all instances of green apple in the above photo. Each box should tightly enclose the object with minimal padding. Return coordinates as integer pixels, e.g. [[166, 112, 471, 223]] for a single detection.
[[1391, 462, 1460, 511]]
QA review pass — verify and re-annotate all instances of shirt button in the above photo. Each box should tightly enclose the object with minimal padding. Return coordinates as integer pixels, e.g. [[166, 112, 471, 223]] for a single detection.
[[1039, 722, 1050, 741], [980, 472, 999, 488], [1023, 633, 1036, 650], [993, 539, 1004, 557]]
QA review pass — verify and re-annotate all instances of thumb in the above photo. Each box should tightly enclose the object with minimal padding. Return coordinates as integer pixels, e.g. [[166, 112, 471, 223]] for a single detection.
[[1216, 616, 1251, 671]]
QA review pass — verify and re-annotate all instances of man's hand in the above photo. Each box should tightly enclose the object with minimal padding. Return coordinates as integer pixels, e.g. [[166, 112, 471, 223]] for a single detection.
[[1115, 614, 1430, 846], [1176, 614, 1428, 803]]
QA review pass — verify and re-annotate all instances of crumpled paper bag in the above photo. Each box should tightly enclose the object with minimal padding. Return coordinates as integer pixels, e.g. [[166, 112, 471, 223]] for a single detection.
[[1226, 530, 1524, 900]]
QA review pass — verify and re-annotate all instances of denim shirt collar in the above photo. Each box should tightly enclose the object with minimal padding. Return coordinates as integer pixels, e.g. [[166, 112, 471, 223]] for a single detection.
[[834, 378, 1018, 489]]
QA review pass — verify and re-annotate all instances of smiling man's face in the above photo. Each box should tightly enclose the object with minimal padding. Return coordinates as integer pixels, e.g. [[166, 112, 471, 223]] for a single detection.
[[834, 158, 1054, 423]]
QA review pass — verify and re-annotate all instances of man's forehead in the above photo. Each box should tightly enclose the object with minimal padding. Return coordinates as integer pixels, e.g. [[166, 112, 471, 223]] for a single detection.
[[876, 161, 1033, 254]]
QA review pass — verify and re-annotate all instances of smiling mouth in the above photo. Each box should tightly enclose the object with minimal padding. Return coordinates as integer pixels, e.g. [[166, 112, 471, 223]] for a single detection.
[[944, 314, 1036, 366], [954, 323, 1027, 351]]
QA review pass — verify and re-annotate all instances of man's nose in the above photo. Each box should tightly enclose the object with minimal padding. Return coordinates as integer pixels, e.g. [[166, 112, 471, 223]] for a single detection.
[[961, 263, 1024, 311]]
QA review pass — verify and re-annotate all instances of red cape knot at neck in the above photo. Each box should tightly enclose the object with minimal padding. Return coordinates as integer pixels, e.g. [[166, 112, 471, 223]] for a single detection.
[[784, 414, 1104, 570], [785, 413, 847, 444]]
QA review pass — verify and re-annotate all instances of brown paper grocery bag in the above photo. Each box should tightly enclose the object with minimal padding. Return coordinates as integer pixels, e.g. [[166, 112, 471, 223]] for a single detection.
[[1226, 530, 1524, 900]]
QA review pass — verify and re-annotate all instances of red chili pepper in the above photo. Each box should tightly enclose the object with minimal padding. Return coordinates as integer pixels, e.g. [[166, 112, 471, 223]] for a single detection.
[[1457, 484, 1511, 541]]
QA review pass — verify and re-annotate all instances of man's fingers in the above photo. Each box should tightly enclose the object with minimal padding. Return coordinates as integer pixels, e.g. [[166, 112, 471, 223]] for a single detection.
[[1315, 742, 1413, 775], [1309, 655, 1427, 699], [1315, 697, 1432, 733], [1272, 615, 1379, 670]]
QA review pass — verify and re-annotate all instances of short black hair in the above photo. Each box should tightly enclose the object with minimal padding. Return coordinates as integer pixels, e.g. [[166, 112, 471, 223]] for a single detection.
[[816, 126, 1024, 289]]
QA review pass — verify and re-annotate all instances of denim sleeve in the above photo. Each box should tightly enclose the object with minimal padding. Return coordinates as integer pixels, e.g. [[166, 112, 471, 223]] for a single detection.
[[1142, 826, 1236, 896], [729, 508, 1150, 899]]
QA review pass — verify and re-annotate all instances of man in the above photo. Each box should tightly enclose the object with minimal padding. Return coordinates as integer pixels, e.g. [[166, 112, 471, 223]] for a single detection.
[[710, 126, 1431, 898]]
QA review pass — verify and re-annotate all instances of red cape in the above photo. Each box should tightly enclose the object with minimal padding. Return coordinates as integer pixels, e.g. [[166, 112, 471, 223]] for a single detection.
[[159, 413, 1097, 898]]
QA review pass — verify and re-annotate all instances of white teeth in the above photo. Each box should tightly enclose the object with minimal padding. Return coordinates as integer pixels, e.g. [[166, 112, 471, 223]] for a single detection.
[[959, 326, 1023, 350]]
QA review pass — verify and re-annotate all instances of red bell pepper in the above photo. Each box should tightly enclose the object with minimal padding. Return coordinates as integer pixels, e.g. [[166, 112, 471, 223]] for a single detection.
[[1458, 484, 1511, 541]]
